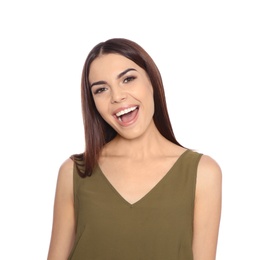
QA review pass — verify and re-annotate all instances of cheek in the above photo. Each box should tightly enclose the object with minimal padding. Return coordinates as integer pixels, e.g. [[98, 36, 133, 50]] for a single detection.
[[147, 87, 155, 114], [144, 84, 154, 103], [148, 83, 154, 95], [142, 80, 153, 96], [93, 99, 104, 114], [131, 82, 153, 99], [94, 99, 110, 121]]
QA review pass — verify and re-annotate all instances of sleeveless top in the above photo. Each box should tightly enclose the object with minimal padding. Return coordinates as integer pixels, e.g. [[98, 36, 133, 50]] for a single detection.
[[68, 149, 202, 260]]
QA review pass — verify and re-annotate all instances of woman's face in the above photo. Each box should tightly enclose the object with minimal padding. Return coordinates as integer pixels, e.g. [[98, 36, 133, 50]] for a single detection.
[[89, 53, 155, 140]]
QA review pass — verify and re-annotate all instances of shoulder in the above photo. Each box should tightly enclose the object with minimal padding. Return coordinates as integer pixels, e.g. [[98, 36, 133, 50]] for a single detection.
[[198, 154, 222, 178], [60, 157, 74, 171], [196, 154, 222, 196], [48, 158, 75, 259], [58, 158, 74, 178], [192, 154, 222, 258], [56, 158, 74, 195]]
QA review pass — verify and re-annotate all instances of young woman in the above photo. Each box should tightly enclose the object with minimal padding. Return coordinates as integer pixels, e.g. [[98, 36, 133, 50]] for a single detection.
[[47, 38, 222, 260]]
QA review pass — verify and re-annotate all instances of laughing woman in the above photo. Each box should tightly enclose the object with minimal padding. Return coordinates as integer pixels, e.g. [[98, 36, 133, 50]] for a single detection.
[[47, 38, 222, 260]]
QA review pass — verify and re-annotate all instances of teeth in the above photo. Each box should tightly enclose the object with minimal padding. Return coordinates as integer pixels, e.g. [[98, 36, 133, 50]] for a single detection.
[[116, 106, 138, 117]]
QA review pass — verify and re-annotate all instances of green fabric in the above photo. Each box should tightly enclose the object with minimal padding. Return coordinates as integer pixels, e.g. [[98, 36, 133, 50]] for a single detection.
[[68, 149, 202, 260]]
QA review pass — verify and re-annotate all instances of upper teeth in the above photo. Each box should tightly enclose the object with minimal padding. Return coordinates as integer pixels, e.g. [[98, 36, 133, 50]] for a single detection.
[[116, 106, 138, 117]]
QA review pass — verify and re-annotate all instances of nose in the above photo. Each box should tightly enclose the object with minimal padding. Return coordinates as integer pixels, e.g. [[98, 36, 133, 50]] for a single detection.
[[111, 88, 127, 104]]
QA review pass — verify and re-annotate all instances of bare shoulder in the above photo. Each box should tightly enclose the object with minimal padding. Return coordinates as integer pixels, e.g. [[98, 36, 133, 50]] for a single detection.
[[59, 157, 74, 174], [193, 154, 222, 258], [196, 154, 222, 194], [58, 158, 74, 179], [47, 158, 75, 259], [55, 158, 74, 195], [198, 154, 222, 176]]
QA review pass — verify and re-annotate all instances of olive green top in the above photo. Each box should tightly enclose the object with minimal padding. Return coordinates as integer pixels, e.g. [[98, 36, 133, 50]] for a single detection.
[[68, 149, 202, 260]]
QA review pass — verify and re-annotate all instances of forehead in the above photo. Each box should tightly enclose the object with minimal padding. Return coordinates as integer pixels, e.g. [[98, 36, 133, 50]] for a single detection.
[[89, 54, 140, 80]]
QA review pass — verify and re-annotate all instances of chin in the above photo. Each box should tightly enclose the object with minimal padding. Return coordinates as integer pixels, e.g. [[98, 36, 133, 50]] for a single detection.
[[117, 128, 147, 141]]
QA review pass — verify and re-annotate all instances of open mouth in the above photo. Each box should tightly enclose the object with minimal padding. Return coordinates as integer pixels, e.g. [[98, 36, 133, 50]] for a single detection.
[[115, 106, 139, 123]]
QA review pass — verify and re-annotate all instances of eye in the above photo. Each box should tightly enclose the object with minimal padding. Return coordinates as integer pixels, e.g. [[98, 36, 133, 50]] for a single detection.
[[93, 87, 107, 95], [123, 76, 136, 83]]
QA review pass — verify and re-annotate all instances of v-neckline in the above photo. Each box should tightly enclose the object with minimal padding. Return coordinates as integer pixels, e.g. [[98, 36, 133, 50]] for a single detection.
[[97, 149, 190, 207]]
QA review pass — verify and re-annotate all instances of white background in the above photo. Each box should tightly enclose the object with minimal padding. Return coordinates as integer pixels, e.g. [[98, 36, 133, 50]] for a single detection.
[[0, 0, 258, 259]]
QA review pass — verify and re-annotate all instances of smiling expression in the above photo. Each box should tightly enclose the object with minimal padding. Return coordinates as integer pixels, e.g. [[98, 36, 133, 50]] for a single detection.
[[89, 53, 155, 140]]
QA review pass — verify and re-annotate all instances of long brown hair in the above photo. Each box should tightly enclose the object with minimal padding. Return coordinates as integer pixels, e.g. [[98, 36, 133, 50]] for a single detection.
[[72, 38, 183, 177]]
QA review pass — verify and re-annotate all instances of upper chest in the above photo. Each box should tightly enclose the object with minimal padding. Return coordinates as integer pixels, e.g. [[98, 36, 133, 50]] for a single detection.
[[97, 157, 178, 204]]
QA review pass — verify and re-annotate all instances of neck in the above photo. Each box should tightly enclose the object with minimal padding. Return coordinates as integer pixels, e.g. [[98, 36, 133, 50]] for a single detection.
[[103, 122, 176, 160]]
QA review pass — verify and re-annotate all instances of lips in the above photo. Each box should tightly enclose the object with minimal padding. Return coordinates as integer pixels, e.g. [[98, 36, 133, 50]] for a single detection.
[[113, 105, 139, 126]]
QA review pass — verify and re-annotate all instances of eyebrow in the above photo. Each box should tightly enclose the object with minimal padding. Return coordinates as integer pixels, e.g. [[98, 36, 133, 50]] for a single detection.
[[90, 68, 136, 88]]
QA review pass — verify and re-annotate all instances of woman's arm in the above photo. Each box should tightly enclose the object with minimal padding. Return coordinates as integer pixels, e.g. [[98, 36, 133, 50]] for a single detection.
[[47, 158, 75, 260], [193, 155, 222, 260]]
